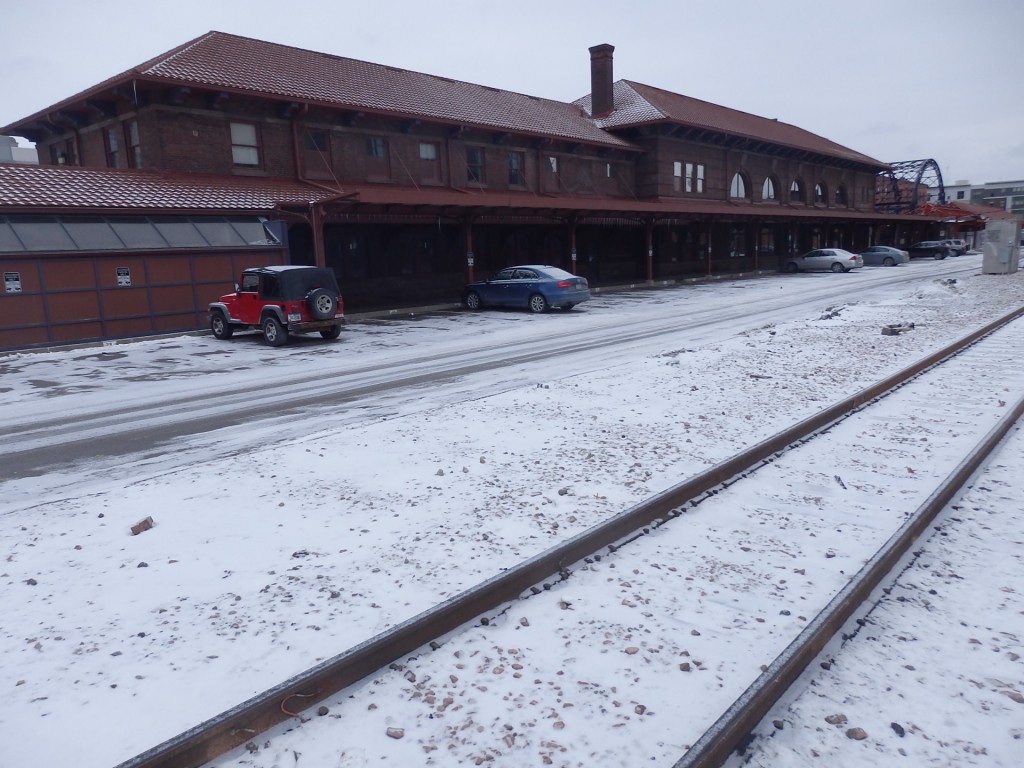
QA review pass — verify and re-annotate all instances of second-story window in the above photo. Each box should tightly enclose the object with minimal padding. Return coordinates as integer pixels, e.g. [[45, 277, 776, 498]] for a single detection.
[[606, 162, 616, 178], [814, 183, 827, 204], [790, 179, 804, 203], [104, 127, 121, 168], [673, 161, 682, 192], [467, 147, 485, 184], [62, 138, 79, 166], [230, 122, 260, 168], [366, 136, 389, 179], [729, 172, 748, 199], [687, 163, 705, 193], [547, 156, 558, 174], [301, 129, 332, 179], [419, 142, 440, 182], [762, 176, 776, 200], [834, 185, 848, 206], [124, 120, 141, 168], [304, 129, 329, 155], [508, 151, 524, 186]]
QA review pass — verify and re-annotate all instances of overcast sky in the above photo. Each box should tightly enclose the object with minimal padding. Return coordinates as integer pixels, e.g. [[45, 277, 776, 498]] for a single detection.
[[2, 0, 1021, 185]]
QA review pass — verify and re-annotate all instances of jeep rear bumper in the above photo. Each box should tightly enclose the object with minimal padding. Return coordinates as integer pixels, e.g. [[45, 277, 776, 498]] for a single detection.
[[287, 318, 345, 334]]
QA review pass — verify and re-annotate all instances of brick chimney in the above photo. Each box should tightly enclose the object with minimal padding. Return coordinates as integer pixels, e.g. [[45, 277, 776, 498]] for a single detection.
[[589, 43, 615, 118]]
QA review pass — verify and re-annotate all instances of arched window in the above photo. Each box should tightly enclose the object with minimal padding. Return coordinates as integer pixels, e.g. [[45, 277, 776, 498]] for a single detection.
[[789, 179, 804, 203], [762, 176, 777, 201], [834, 185, 848, 206], [814, 183, 827, 204], [729, 172, 748, 199]]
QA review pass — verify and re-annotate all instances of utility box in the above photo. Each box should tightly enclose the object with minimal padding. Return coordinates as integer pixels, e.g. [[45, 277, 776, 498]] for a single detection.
[[982, 220, 1021, 274]]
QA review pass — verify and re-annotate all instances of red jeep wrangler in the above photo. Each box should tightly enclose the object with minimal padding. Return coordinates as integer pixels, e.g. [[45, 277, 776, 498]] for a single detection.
[[208, 265, 344, 346]]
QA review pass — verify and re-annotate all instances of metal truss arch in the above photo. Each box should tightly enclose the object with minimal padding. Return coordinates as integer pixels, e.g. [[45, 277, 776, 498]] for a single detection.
[[875, 158, 945, 213]]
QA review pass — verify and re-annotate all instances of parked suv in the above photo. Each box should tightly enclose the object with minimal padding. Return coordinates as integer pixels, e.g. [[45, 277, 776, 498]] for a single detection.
[[907, 241, 951, 260], [940, 238, 968, 256], [208, 265, 344, 346]]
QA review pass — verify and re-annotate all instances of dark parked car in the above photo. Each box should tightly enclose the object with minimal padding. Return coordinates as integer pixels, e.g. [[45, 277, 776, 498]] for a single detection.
[[907, 241, 951, 260], [208, 265, 344, 346], [463, 265, 590, 313], [781, 248, 864, 273], [940, 239, 968, 256], [857, 245, 909, 266]]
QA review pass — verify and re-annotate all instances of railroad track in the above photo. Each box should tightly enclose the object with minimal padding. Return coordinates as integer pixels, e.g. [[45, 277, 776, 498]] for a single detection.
[[117, 304, 1024, 768]]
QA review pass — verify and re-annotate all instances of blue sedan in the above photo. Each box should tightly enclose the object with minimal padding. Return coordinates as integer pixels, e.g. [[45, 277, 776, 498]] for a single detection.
[[463, 265, 591, 313]]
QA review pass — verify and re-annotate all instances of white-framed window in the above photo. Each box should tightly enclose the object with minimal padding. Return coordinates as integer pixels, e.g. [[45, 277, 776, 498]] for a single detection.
[[419, 141, 440, 181], [104, 127, 120, 168], [730, 172, 747, 199], [230, 122, 260, 168], [467, 147, 485, 183], [124, 120, 141, 168], [687, 163, 705, 193], [508, 151, 525, 185], [762, 177, 776, 200]]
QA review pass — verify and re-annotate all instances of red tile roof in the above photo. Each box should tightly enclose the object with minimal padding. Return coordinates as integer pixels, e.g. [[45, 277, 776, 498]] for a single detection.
[[0, 164, 334, 212], [3, 32, 634, 151], [0, 164, 923, 223], [915, 200, 1018, 221], [319, 183, 923, 222], [576, 81, 888, 170]]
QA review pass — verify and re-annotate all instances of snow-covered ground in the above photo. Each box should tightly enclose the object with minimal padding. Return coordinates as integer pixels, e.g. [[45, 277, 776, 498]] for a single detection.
[[2, 254, 1022, 767], [725, 423, 1024, 767]]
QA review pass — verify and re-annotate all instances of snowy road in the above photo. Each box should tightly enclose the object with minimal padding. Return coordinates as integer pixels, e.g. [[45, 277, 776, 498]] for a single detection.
[[1, 258, 978, 477], [2, 254, 1021, 768]]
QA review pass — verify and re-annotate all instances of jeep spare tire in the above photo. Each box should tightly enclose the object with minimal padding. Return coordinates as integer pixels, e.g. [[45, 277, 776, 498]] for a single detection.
[[308, 289, 337, 320]]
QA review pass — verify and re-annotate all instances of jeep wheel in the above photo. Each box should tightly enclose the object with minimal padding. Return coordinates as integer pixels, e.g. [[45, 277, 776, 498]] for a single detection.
[[210, 311, 234, 339], [308, 289, 337, 320], [262, 316, 289, 346], [320, 324, 342, 340]]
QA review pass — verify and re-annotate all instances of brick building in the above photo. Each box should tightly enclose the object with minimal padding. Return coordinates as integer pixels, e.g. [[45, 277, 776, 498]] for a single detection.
[[1, 32, 936, 350]]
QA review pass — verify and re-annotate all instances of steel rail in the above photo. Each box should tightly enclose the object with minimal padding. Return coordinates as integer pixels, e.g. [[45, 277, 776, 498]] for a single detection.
[[672, 390, 1024, 768], [115, 304, 1024, 768]]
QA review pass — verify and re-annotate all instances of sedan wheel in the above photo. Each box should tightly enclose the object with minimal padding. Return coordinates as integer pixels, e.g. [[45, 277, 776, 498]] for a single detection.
[[528, 293, 548, 313], [262, 316, 289, 347], [830, 263, 846, 273], [883, 256, 895, 266], [464, 291, 482, 311], [783, 262, 799, 274]]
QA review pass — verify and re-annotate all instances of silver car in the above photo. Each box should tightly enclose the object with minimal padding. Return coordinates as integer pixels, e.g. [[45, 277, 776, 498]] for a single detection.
[[857, 245, 910, 267], [782, 248, 864, 273]]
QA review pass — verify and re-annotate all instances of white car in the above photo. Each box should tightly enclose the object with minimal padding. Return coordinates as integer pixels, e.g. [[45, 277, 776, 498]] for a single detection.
[[782, 248, 864, 273]]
